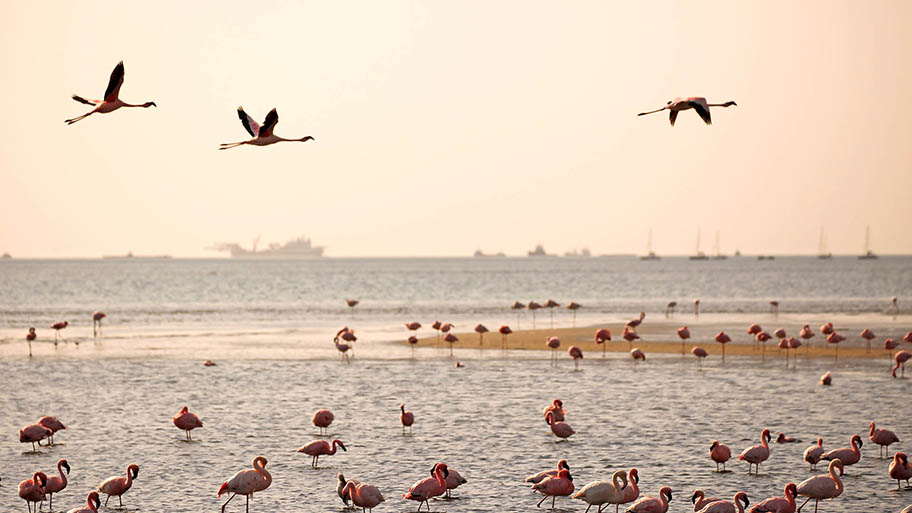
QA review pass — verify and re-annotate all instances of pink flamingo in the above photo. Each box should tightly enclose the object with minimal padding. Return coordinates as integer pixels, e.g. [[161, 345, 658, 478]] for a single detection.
[[444, 468, 468, 498], [172, 406, 203, 441], [820, 322, 833, 335], [342, 480, 385, 511], [298, 439, 346, 468], [531, 468, 575, 509], [893, 350, 911, 378], [696, 491, 748, 513], [567, 301, 581, 326], [826, 332, 845, 360], [819, 371, 832, 385], [65, 61, 156, 125], [677, 326, 691, 355], [475, 324, 489, 345], [776, 432, 800, 443], [869, 422, 900, 457], [568, 345, 583, 370], [38, 415, 66, 445], [804, 438, 825, 470], [714, 332, 731, 362], [44, 458, 70, 510], [665, 301, 677, 318], [739, 428, 772, 474], [204, 359, 217, 366], [312, 409, 334, 435], [860, 328, 875, 353], [905, 331, 912, 344], [751, 484, 798, 513], [796, 459, 843, 513], [444, 333, 458, 356], [638, 97, 737, 125], [889, 452, 912, 490], [336, 327, 357, 358], [400, 404, 414, 434], [756, 331, 772, 360], [219, 107, 314, 150], [619, 468, 640, 511], [405, 321, 422, 332], [440, 322, 454, 335], [694, 299, 700, 317], [26, 327, 36, 357], [710, 441, 731, 472], [626, 312, 645, 329], [19, 423, 52, 452], [346, 298, 359, 310], [626, 486, 673, 513], [499, 325, 512, 349], [799, 325, 815, 354], [218, 456, 271, 513], [337, 473, 358, 507], [778, 338, 790, 363], [51, 321, 68, 345], [512, 301, 525, 329], [432, 321, 442, 345], [543, 399, 566, 422], [692, 490, 721, 511], [572, 469, 627, 513], [692, 346, 708, 369], [407, 335, 418, 357], [545, 411, 575, 440], [18, 471, 47, 513], [68, 491, 101, 513], [747, 324, 762, 350], [773, 328, 787, 344], [544, 299, 560, 328], [630, 348, 646, 366], [92, 311, 107, 337], [525, 459, 570, 484], [596, 328, 612, 357], [787, 337, 802, 366], [769, 300, 780, 316], [97, 464, 139, 507], [547, 337, 561, 365], [528, 301, 543, 328], [885, 338, 900, 362], [403, 462, 448, 512], [821, 434, 862, 466], [623, 327, 640, 350], [334, 338, 352, 362]]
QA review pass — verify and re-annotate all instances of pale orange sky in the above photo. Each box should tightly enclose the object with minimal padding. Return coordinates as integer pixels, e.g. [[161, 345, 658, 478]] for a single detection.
[[1, 1, 911, 257]]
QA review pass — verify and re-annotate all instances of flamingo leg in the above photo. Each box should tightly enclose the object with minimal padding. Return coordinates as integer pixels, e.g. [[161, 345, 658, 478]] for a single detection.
[[65, 111, 95, 124], [552, 495, 556, 509], [104, 495, 110, 507], [537, 495, 548, 507], [218, 141, 248, 150], [221, 493, 237, 513], [119, 495, 123, 507]]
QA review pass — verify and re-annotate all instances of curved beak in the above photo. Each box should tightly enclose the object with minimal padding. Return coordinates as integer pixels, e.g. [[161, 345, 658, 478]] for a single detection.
[[63, 462, 71, 474]]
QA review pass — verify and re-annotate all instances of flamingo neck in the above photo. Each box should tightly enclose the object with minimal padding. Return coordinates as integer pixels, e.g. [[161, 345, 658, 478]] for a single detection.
[[342, 481, 357, 500], [829, 464, 843, 491], [255, 459, 272, 487], [613, 471, 626, 491], [57, 463, 67, 485], [124, 467, 133, 487], [434, 467, 446, 488]]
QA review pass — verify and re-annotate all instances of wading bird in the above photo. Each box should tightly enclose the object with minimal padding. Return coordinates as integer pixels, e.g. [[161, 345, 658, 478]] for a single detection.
[[297, 439, 346, 468], [44, 459, 70, 510], [804, 438, 825, 470], [796, 459, 843, 513], [710, 440, 731, 472], [92, 311, 107, 337], [18, 471, 47, 513], [172, 406, 203, 441], [97, 464, 139, 508], [38, 415, 66, 445], [531, 468, 575, 509], [596, 328, 612, 358], [739, 429, 772, 474], [403, 463, 448, 512], [638, 97, 736, 126], [399, 404, 414, 434], [65, 61, 156, 125], [26, 327, 36, 357], [313, 409, 334, 435], [568, 345, 583, 370], [218, 456, 271, 513], [68, 491, 101, 513], [342, 480, 385, 512], [543, 399, 566, 422], [821, 434, 862, 467], [219, 107, 314, 150], [869, 422, 899, 458], [526, 459, 570, 484], [626, 486, 673, 513]]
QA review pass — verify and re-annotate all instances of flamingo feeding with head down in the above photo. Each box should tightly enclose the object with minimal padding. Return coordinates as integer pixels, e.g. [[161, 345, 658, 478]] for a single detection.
[[97, 464, 139, 508], [219, 107, 314, 150], [172, 406, 203, 441], [65, 61, 156, 125], [531, 468, 575, 509], [38, 415, 66, 445], [796, 459, 843, 513], [573, 470, 628, 513], [630, 348, 646, 366], [626, 486, 673, 513], [710, 441, 731, 472], [638, 97, 737, 126], [804, 438, 825, 470], [399, 404, 414, 434], [44, 458, 71, 510], [403, 462, 448, 512], [889, 452, 912, 490], [596, 328, 612, 357], [67, 491, 101, 513], [568, 345, 583, 370], [218, 456, 271, 513], [18, 471, 47, 513], [739, 428, 772, 474], [298, 439, 346, 468], [342, 479, 385, 512], [92, 311, 107, 337], [869, 422, 900, 458], [20, 423, 52, 452], [525, 459, 570, 484], [545, 411, 575, 440], [894, 350, 911, 378]]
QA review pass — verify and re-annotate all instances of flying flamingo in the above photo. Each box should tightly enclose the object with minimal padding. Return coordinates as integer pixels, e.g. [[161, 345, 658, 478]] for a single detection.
[[677, 326, 691, 355], [403, 462, 448, 512], [499, 325, 512, 349], [51, 321, 68, 345], [543, 399, 566, 422], [38, 415, 66, 445], [796, 459, 843, 513], [526, 459, 570, 484], [714, 332, 731, 362], [596, 328, 612, 358], [893, 350, 911, 378], [710, 440, 731, 472], [65, 61, 156, 125], [544, 299, 560, 327], [219, 107, 314, 150], [573, 470, 627, 513], [692, 490, 721, 511], [819, 371, 832, 385], [313, 409, 334, 435], [756, 331, 772, 360], [68, 491, 101, 513], [172, 406, 203, 441], [528, 301, 543, 328], [444, 468, 468, 498], [692, 346, 708, 369], [860, 328, 876, 353], [44, 458, 70, 510], [665, 301, 677, 318], [567, 301, 581, 326], [298, 439, 346, 468], [444, 333, 458, 356], [547, 337, 561, 365], [776, 432, 800, 444], [694, 299, 700, 317], [18, 471, 47, 513], [97, 464, 139, 508], [804, 438, 825, 470], [218, 456, 271, 513], [545, 411, 575, 440], [92, 311, 107, 337], [622, 327, 640, 350], [512, 301, 525, 329], [637, 97, 736, 126], [337, 473, 358, 507], [869, 422, 899, 458], [342, 480, 385, 512], [399, 404, 414, 434], [474, 324, 489, 345], [630, 348, 646, 366], [20, 423, 52, 452], [531, 468, 575, 509], [826, 332, 845, 360], [820, 322, 833, 336], [739, 428, 772, 474], [26, 327, 36, 357], [626, 486, 673, 513], [568, 345, 583, 370], [889, 452, 912, 490], [821, 434, 862, 467], [627, 312, 645, 329], [695, 491, 748, 513]]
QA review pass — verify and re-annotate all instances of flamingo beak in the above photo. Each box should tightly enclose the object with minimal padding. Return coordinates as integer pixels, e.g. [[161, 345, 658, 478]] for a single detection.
[[63, 462, 71, 474]]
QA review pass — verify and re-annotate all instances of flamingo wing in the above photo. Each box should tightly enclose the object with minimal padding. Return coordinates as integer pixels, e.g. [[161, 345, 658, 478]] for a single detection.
[[71, 95, 101, 105], [669, 110, 678, 126], [689, 101, 712, 124], [259, 109, 279, 137], [103, 61, 125, 102], [237, 107, 260, 137]]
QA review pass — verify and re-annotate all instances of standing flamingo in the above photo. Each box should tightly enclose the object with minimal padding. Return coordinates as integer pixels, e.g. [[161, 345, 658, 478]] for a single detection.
[[346, 299, 359, 311], [342, 480, 385, 512], [407, 335, 418, 357], [889, 452, 912, 490], [696, 491, 749, 513], [769, 301, 779, 316], [335, 327, 357, 358], [567, 301, 581, 326], [544, 299, 560, 328], [405, 321, 422, 333], [869, 422, 900, 458], [313, 409, 334, 435], [526, 459, 570, 484], [739, 429, 772, 474], [545, 411, 575, 440], [20, 423, 52, 452], [528, 301, 543, 328], [568, 345, 583, 370], [38, 415, 66, 445], [218, 456, 271, 513], [623, 327, 640, 350], [596, 328, 612, 358], [630, 348, 646, 366], [403, 462, 448, 512], [799, 325, 814, 353], [677, 326, 691, 355], [626, 486, 673, 513], [885, 338, 900, 363], [172, 406, 203, 441], [334, 338, 352, 363], [399, 404, 414, 434], [444, 468, 468, 498], [796, 459, 843, 513], [337, 473, 358, 507], [543, 399, 566, 422], [748, 324, 762, 351], [68, 491, 101, 513], [905, 331, 912, 344], [756, 331, 772, 360], [694, 299, 701, 317], [474, 324, 489, 346], [18, 471, 47, 513], [804, 438, 825, 470], [512, 301, 525, 329], [617, 468, 641, 512], [92, 311, 107, 337], [819, 371, 832, 385], [531, 468, 575, 509], [893, 350, 911, 378], [692, 490, 721, 511], [65, 61, 156, 125], [26, 327, 37, 357], [860, 328, 876, 353], [821, 434, 862, 467], [637, 97, 737, 125], [710, 441, 731, 472], [547, 337, 561, 365], [499, 325, 512, 349], [627, 312, 646, 329], [51, 321, 68, 345], [219, 107, 314, 149], [97, 464, 139, 507], [665, 301, 677, 318], [44, 459, 70, 510], [826, 332, 845, 360], [692, 346, 708, 369], [432, 321, 442, 345], [788, 337, 802, 366], [573, 470, 627, 513], [715, 332, 731, 362], [778, 338, 791, 364], [297, 439, 346, 468], [444, 333, 458, 356], [820, 322, 834, 336]]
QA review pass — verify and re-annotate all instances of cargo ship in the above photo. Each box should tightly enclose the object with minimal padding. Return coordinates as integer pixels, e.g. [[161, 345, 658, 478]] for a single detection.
[[211, 235, 325, 258]]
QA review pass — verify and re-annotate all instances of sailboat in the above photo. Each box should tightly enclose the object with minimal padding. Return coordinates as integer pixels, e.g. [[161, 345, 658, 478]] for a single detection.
[[711, 230, 727, 260], [858, 225, 877, 260], [817, 226, 832, 259], [640, 228, 660, 260], [689, 229, 709, 260]]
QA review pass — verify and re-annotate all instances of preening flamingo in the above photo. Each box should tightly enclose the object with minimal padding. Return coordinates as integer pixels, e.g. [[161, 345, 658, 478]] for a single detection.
[[804, 438, 825, 470], [38, 415, 66, 445], [692, 490, 721, 511], [796, 459, 843, 513], [68, 491, 101, 513], [596, 328, 612, 357], [692, 346, 708, 369], [573, 470, 627, 513], [525, 458, 570, 484], [20, 423, 52, 452], [399, 404, 414, 434], [869, 421, 900, 458], [219, 107, 314, 150], [819, 371, 832, 385], [710, 440, 731, 472], [545, 411, 575, 440], [637, 97, 736, 126], [567, 301, 581, 326], [337, 473, 358, 507], [342, 480, 386, 511], [26, 327, 36, 357], [889, 452, 912, 490], [714, 332, 731, 362], [97, 464, 139, 508], [547, 337, 561, 365], [820, 322, 833, 335], [218, 456, 271, 513], [893, 350, 911, 378], [65, 61, 156, 125], [298, 439, 346, 468], [543, 399, 566, 422], [630, 348, 646, 366], [44, 458, 70, 510], [403, 462, 448, 512], [499, 325, 512, 349], [444, 468, 468, 498], [18, 471, 47, 513], [474, 323, 489, 345], [821, 434, 862, 466], [172, 406, 203, 441], [531, 468, 574, 509], [51, 321, 68, 344], [739, 428, 772, 474], [568, 345, 583, 370], [312, 409, 334, 435], [696, 491, 748, 513], [677, 326, 691, 355], [623, 327, 640, 350], [626, 486, 672, 513], [92, 311, 107, 337]]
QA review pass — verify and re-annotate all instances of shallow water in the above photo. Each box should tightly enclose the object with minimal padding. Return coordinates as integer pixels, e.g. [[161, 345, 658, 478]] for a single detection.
[[2, 354, 910, 512]]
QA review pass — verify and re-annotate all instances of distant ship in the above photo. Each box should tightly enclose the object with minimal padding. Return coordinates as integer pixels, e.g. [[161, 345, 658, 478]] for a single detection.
[[103, 251, 172, 260], [1, 252, 10, 259], [211, 235, 325, 258], [858, 226, 877, 260], [564, 248, 591, 258], [527, 244, 555, 257], [640, 228, 660, 260], [474, 249, 506, 258], [689, 229, 709, 260], [817, 226, 832, 259], [711, 230, 728, 260]]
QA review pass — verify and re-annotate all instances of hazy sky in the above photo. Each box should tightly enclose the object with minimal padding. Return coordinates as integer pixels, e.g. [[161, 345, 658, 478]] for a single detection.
[[2, 1, 911, 257]]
